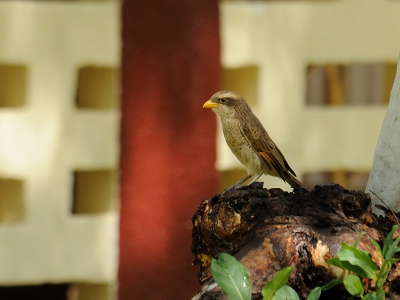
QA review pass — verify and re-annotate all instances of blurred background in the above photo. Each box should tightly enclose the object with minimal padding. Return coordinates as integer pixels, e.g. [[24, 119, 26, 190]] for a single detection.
[[0, 0, 399, 299]]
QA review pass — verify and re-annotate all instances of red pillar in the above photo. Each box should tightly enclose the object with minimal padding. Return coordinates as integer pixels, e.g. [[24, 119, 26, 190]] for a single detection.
[[119, 1, 220, 299]]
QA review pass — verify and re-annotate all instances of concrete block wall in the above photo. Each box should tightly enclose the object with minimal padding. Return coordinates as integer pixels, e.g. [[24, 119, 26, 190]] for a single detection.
[[219, 0, 400, 191], [0, 1, 120, 299]]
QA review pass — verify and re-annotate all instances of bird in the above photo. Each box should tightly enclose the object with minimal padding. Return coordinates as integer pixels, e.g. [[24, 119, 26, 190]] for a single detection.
[[203, 90, 303, 191]]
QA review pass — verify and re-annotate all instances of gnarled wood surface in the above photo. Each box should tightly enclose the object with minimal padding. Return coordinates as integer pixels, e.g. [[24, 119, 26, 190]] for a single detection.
[[191, 183, 400, 299]]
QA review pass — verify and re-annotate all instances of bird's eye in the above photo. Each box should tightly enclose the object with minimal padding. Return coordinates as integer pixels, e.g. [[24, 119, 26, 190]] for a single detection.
[[220, 98, 227, 104]]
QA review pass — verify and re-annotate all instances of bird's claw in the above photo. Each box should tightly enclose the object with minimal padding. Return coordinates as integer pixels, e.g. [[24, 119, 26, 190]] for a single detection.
[[221, 183, 243, 195]]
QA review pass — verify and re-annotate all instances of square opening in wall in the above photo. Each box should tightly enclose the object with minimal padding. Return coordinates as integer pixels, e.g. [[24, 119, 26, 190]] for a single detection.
[[223, 66, 259, 107], [219, 169, 248, 193], [76, 66, 119, 109], [303, 170, 369, 191], [70, 283, 113, 300], [0, 283, 69, 300], [72, 169, 117, 214], [0, 64, 27, 107], [0, 178, 24, 223], [72, 0, 117, 2], [306, 63, 396, 105]]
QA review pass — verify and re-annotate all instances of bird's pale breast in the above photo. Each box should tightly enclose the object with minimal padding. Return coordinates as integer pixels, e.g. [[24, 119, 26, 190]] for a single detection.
[[219, 115, 264, 176]]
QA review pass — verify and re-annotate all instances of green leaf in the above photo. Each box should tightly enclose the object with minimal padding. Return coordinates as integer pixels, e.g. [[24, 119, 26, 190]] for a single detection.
[[343, 275, 364, 297], [363, 288, 385, 300], [384, 237, 400, 260], [306, 279, 343, 300], [307, 287, 321, 300], [370, 239, 381, 253], [352, 232, 366, 247], [327, 257, 345, 269], [382, 225, 399, 258], [339, 261, 368, 278], [337, 243, 377, 280], [375, 288, 385, 300], [211, 253, 251, 300], [274, 286, 300, 300], [363, 292, 377, 300], [320, 279, 343, 290], [388, 257, 399, 264], [377, 257, 398, 288], [262, 267, 293, 300], [377, 267, 390, 289]]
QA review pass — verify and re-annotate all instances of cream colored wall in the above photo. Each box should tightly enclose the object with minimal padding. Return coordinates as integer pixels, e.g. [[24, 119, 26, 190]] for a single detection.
[[1, 0, 399, 296], [0, 1, 119, 299], [219, 0, 400, 190]]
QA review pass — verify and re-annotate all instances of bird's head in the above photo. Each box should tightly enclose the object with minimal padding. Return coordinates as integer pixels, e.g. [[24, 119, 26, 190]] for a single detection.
[[203, 90, 246, 117]]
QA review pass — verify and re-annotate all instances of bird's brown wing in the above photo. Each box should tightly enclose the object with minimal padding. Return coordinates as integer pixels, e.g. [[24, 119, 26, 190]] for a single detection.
[[239, 111, 302, 187]]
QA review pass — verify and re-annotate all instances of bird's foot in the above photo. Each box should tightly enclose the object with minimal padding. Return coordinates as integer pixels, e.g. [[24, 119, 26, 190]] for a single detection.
[[247, 181, 263, 189], [221, 174, 257, 195], [316, 183, 339, 188], [221, 183, 243, 195]]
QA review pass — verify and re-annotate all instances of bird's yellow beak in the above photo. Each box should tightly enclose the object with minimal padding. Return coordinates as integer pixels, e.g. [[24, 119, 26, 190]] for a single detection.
[[203, 99, 221, 108]]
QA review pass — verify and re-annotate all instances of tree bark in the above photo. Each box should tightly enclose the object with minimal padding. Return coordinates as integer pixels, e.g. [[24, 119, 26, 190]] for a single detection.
[[366, 52, 400, 215], [191, 183, 400, 299]]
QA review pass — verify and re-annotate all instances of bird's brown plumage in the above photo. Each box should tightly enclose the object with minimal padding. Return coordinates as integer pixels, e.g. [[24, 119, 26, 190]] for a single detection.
[[203, 90, 302, 189]]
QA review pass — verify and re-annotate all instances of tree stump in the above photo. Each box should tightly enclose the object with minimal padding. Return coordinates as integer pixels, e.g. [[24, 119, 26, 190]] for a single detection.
[[191, 183, 400, 299]]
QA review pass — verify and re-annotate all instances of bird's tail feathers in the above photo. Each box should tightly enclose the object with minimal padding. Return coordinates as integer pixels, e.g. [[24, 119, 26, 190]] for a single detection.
[[284, 172, 303, 189]]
